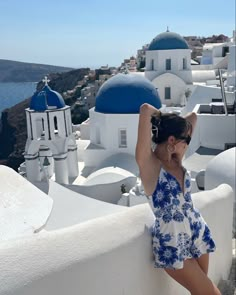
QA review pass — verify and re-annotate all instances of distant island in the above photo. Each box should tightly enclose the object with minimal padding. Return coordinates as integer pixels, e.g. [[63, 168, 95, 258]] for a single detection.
[[0, 59, 73, 82]]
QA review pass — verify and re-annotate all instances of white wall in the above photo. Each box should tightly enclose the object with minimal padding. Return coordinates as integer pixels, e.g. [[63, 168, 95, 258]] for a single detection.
[[90, 110, 139, 152], [227, 45, 236, 88], [84, 109, 140, 167], [195, 112, 236, 150], [205, 148, 236, 236], [79, 121, 90, 139], [192, 184, 233, 282], [181, 85, 235, 115], [0, 184, 233, 295], [145, 49, 192, 83], [152, 72, 187, 106], [65, 176, 137, 204], [0, 165, 53, 241], [45, 181, 128, 231]]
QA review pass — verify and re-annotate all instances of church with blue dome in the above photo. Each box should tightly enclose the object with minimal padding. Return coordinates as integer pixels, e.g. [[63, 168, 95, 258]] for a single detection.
[[145, 30, 193, 107], [24, 78, 79, 185], [95, 73, 161, 114], [148, 31, 189, 51], [82, 73, 162, 170], [30, 84, 65, 111]]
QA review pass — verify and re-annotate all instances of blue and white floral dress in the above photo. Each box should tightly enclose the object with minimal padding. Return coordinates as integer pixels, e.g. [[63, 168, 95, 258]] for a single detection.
[[151, 167, 216, 270]]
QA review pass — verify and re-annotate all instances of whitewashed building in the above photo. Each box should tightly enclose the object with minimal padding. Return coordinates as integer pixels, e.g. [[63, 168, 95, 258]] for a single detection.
[[145, 31, 193, 106], [81, 73, 162, 172]]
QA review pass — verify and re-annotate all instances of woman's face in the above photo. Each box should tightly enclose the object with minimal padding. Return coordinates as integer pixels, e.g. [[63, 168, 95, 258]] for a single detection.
[[174, 132, 191, 155], [167, 129, 191, 158]]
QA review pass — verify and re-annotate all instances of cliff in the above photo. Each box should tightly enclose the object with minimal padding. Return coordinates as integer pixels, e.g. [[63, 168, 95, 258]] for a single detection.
[[0, 68, 91, 171]]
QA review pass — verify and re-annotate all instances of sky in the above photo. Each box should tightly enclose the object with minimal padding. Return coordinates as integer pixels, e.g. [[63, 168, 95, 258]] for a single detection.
[[0, 0, 235, 69]]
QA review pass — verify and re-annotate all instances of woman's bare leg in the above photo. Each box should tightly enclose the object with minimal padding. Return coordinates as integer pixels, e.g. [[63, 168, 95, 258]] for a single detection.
[[165, 258, 221, 295], [196, 253, 209, 275]]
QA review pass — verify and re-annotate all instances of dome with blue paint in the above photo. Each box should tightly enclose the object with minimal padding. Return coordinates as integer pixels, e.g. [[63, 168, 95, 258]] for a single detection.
[[30, 85, 65, 111], [95, 73, 162, 114], [148, 31, 189, 51]]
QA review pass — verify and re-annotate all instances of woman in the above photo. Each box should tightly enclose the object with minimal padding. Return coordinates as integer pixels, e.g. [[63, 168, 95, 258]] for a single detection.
[[135, 103, 221, 295]]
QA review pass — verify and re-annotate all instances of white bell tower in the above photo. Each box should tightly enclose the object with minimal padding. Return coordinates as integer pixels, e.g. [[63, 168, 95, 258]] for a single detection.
[[24, 77, 78, 184]]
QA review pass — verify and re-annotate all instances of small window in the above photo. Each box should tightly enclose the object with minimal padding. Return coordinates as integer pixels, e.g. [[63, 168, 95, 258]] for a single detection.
[[165, 87, 171, 100], [183, 58, 187, 69], [41, 118, 45, 136], [119, 129, 127, 148], [166, 58, 171, 70], [54, 116, 58, 130], [151, 59, 154, 70], [222, 46, 229, 57]]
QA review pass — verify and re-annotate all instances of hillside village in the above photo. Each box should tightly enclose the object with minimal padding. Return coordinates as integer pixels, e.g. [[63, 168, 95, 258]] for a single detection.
[[0, 33, 232, 171]]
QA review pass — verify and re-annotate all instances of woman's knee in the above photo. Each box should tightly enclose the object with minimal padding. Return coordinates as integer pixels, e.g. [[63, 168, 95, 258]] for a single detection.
[[165, 259, 221, 295]]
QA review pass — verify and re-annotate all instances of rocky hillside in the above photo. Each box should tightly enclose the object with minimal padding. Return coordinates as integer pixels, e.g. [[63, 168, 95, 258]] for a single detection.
[[0, 59, 73, 82], [0, 68, 91, 171]]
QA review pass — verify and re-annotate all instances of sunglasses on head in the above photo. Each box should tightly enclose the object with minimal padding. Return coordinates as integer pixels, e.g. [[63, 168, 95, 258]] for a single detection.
[[178, 135, 191, 145]]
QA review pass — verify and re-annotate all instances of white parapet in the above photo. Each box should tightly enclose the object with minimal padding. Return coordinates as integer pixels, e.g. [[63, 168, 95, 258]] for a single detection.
[[0, 184, 233, 295]]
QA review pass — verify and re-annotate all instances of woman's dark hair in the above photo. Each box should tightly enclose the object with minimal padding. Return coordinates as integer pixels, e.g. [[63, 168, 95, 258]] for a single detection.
[[151, 113, 191, 144]]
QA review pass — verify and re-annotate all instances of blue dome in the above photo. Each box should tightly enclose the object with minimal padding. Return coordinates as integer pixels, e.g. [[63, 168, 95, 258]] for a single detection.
[[95, 73, 162, 114], [30, 85, 65, 111], [148, 31, 189, 51]]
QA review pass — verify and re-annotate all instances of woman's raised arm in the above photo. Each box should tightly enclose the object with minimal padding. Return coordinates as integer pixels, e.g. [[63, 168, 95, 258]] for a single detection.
[[135, 103, 162, 196]]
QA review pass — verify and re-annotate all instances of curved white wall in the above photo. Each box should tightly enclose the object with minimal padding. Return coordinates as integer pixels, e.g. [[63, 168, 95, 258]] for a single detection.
[[205, 148, 236, 236], [0, 184, 233, 295], [205, 148, 235, 191]]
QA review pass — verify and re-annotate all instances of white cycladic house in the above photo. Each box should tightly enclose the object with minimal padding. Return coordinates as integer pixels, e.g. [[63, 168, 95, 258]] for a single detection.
[[81, 73, 162, 171], [145, 31, 193, 106], [24, 81, 78, 185], [200, 42, 229, 68]]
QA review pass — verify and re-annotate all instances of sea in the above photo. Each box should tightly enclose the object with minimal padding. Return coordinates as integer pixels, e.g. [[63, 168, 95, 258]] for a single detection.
[[0, 82, 37, 114]]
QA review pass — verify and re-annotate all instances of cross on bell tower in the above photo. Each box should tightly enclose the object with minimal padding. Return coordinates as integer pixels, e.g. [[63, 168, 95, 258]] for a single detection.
[[42, 76, 50, 85]]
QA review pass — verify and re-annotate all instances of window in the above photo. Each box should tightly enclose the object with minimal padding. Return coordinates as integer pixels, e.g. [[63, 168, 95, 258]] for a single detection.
[[222, 46, 229, 57], [119, 129, 127, 148], [41, 118, 45, 136], [165, 87, 171, 100], [151, 59, 154, 70], [54, 116, 58, 130], [183, 58, 187, 69], [166, 58, 171, 70]]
